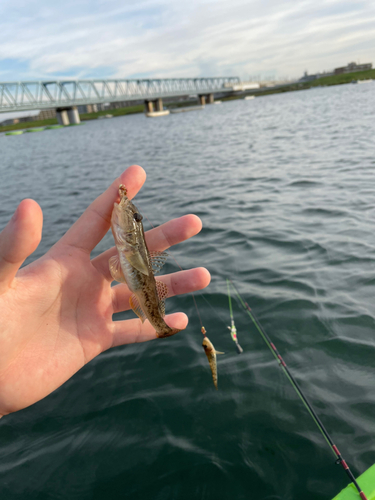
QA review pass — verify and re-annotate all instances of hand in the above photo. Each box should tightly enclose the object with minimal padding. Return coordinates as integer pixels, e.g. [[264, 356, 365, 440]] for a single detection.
[[0, 165, 210, 416]]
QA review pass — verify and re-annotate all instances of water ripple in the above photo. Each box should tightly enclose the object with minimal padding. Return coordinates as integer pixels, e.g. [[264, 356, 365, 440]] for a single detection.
[[1, 83, 375, 500]]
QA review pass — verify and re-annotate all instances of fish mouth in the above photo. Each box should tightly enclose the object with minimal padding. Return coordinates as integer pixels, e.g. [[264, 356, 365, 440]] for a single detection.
[[119, 184, 128, 198], [111, 198, 134, 226]]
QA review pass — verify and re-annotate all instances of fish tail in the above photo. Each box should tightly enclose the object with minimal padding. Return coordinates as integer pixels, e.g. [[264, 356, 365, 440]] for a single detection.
[[156, 327, 181, 338], [212, 369, 218, 389], [208, 357, 218, 390]]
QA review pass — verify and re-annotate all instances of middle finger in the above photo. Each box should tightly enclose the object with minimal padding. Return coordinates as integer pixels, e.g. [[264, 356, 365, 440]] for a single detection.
[[91, 214, 202, 280]]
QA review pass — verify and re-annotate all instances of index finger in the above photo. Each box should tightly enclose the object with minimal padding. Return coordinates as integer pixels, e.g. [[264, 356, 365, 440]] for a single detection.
[[59, 165, 146, 253]]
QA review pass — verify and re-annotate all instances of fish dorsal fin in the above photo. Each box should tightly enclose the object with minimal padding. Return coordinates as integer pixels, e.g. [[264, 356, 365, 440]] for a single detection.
[[149, 251, 168, 274], [129, 293, 146, 323], [109, 254, 126, 283], [156, 281, 169, 317]]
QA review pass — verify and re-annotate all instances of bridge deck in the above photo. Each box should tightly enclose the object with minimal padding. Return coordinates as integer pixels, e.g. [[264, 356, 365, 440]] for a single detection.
[[0, 78, 239, 113]]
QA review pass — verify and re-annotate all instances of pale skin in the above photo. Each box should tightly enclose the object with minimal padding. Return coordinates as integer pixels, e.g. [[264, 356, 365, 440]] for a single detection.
[[0, 165, 211, 417]]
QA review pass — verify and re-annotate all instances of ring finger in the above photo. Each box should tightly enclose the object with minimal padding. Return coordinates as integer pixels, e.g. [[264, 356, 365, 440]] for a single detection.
[[111, 268, 210, 313]]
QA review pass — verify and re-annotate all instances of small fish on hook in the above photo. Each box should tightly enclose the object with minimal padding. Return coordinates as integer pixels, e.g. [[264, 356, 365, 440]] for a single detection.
[[202, 335, 224, 390]]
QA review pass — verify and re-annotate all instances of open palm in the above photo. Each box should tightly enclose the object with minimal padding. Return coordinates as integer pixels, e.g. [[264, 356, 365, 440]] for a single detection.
[[0, 165, 210, 416]]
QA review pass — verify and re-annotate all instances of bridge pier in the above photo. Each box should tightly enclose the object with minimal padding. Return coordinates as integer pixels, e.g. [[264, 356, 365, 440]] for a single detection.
[[155, 98, 163, 112], [67, 107, 80, 125], [198, 93, 214, 106], [144, 98, 169, 117], [144, 98, 164, 112], [198, 95, 206, 106], [56, 108, 69, 126], [145, 100, 154, 113], [56, 106, 80, 126]]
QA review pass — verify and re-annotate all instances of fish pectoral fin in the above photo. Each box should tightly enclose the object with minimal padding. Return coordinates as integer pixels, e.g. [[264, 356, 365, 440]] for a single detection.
[[129, 294, 147, 323], [126, 252, 149, 276], [215, 351, 225, 355], [150, 251, 168, 274], [109, 255, 126, 283]]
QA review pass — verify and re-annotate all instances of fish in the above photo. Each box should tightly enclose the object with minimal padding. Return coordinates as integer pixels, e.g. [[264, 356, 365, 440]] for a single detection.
[[110, 184, 180, 338], [202, 337, 224, 389]]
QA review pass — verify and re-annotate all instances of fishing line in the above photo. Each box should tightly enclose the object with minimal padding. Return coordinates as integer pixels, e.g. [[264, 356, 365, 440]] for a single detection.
[[144, 213, 232, 342], [143, 213, 206, 336], [199, 293, 229, 330], [226, 279, 244, 354], [228, 278, 368, 500]]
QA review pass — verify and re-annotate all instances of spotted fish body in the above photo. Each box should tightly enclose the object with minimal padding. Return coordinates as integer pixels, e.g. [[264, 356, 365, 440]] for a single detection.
[[202, 337, 224, 389], [110, 184, 180, 338]]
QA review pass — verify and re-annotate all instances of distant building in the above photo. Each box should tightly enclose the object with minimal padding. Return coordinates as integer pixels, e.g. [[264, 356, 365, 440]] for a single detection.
[[0, 118, 19, 126], [299, 71, 318, 82], [37, 109, 56, 120], [0, 115, 36, 126], [334, 62, 372, 75], [223, 81, 260, 90], [77, 104, 100, 114]]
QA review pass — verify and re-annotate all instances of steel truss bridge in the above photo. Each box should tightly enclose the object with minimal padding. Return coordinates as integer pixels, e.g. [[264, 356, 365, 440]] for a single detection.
[[0, 77, 240, 113]]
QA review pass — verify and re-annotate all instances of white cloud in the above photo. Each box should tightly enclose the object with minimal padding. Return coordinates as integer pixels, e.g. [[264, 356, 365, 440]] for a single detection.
[[0, 0, 374, 81]]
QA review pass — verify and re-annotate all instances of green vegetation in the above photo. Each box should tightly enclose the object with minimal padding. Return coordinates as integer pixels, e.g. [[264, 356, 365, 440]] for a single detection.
[[5, 130, 24, 136], [25, 127, 45, 133], [0, 117, 58, 133], [309, 68, 375, 86], [222, 68, 375, 101], [0, 104, 144, 133], [166, 100, 202, 109], [79, 104, 144, 121]]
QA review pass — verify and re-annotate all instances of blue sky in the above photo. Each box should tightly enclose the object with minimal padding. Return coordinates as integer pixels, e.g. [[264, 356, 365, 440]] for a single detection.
[[0, 0, 374, 83]]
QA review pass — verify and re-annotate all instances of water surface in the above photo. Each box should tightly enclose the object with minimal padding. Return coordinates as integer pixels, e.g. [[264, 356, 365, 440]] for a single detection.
[[1, 82, 375, 499]]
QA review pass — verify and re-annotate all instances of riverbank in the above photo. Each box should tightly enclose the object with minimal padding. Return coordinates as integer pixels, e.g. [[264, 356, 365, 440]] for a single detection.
[[1, 69, 374, 133], [79, 104, 143, 121], [0, 104, 144, 133], [223, 68, 375, 101]]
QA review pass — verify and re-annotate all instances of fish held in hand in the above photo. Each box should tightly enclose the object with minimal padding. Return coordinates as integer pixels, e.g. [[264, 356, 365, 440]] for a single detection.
[[202, 337, 224, 389], [110, 184, 180, 338]]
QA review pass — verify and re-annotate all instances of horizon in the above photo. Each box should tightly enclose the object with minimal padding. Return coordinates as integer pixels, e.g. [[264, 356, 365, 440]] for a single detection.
[[1, 0, 374, 120], [0, 60, 373, 122]]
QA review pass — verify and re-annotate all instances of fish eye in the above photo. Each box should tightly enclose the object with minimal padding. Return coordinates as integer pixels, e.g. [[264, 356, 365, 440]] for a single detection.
[[133, 212, 143, 222]]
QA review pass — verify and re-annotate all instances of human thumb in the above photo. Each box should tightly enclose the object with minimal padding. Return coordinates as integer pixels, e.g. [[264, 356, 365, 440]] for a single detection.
[[0, 199, 43, 293]]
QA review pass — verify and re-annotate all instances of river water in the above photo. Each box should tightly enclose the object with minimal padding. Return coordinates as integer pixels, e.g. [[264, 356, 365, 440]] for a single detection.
[[1, 82, 375, 500]]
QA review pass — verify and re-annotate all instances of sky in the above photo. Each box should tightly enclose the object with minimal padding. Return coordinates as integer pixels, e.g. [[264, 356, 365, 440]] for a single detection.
[[0, 0, 374, 84]]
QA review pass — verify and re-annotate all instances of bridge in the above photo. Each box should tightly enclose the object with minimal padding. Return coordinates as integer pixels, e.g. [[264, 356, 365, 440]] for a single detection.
[[0, 77, 240, 123]]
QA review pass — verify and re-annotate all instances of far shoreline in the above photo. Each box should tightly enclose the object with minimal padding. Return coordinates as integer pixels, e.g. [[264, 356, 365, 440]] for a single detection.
[[1, 68, 374, 134]]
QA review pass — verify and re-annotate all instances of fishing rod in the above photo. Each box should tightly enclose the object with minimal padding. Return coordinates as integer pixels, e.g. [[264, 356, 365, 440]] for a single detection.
[[227, 279, 368, 500]]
